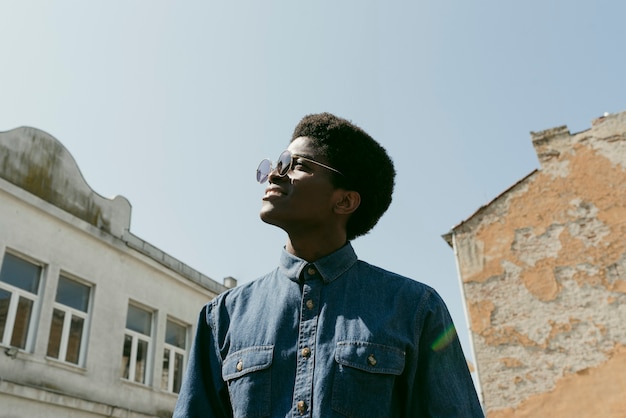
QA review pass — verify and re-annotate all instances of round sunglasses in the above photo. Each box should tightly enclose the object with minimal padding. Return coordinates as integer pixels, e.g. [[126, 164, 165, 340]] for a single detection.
[[256, 150, 343, 184]]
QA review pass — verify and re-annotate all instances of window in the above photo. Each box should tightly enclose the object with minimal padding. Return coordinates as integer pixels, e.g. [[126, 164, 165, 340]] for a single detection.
[[162, 319, 187, 393], [47, 275, 92, 365], [0, 252, 42, 350], [122, 303, 153, 384]]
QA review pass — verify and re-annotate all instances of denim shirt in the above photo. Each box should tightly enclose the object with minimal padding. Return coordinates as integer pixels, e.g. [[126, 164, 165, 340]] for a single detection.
[[174, 243, 483, 418]]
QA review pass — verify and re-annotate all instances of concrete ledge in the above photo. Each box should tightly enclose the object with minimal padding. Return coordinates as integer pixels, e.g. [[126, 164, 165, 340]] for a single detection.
[[0, 380, 163, 418]]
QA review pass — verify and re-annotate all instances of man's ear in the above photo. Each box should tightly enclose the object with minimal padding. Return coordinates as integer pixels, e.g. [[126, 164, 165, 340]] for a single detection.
[[334, 190, 361, 215]]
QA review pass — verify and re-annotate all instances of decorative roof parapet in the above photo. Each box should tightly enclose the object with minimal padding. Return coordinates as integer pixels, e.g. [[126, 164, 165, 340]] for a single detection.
[[0, 127, 131, 238]]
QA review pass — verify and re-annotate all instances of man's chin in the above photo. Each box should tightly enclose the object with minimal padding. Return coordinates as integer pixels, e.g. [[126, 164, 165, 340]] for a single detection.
[[259, 210, 279, 226]]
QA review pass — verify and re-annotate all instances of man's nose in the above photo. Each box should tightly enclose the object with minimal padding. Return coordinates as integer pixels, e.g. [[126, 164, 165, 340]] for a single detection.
[[267, 166, 286, 183]]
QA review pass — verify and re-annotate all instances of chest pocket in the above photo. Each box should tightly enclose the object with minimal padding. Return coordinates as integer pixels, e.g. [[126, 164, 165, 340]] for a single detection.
[[332, 341, 405, 418], [223, 345, 273, 418]]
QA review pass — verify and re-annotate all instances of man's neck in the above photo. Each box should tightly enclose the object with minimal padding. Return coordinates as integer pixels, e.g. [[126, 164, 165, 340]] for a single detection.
[[285, 231, 347, 262]]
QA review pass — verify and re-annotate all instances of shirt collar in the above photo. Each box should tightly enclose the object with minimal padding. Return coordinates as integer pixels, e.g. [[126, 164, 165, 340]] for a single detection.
[[278, 242, 358, 284]]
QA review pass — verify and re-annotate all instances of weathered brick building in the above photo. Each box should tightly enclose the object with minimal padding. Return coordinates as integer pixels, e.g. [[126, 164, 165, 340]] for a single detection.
[[444, 111, 626, 417]]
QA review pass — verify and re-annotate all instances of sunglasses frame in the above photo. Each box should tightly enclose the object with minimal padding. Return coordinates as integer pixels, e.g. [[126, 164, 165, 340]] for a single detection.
[[256, 150, 343, 184]]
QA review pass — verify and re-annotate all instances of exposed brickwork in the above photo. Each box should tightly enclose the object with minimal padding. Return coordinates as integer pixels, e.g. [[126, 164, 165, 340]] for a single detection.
[[447, 111, 626, 416]]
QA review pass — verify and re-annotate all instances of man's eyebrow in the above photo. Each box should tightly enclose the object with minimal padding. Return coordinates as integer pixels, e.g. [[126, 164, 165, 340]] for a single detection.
[[293, 153, 315, 160]]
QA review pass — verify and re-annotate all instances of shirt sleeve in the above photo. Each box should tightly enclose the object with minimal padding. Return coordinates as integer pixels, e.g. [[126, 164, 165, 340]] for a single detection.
[[413, 290, 484, 417], [173, 304, 232, 418]]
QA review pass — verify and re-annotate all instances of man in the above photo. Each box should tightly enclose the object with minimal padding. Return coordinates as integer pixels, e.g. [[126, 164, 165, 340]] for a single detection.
[[174, 113, 483, 417]]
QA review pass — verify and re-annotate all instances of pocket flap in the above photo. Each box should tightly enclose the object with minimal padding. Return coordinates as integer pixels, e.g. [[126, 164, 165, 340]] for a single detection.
[[223, 345, 274, 381], [335, 341, 405, 375]]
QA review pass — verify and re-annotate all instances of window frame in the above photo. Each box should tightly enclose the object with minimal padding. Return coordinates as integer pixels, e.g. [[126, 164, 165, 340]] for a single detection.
[[0, 251, 44, 352], [161, 317, 189, 394], [46, 273, 93, 367], [121, 302, 155, 385]]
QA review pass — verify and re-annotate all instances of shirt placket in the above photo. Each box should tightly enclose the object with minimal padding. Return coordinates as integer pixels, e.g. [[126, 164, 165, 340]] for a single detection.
[[292, 264, 322, 417]]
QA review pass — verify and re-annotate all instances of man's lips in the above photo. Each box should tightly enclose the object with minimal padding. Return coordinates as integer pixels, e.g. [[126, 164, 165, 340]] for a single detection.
[[262, 186, 286, 200]]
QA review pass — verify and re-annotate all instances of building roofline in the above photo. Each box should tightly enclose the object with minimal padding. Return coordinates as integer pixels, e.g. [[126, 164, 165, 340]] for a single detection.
[[0, 126, 234, 293], [442, 169, 539, 247], [441, 110, 626, 248]]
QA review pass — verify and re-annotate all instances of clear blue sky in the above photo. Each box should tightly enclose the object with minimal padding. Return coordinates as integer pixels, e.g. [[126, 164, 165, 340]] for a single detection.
[[2, 0, 625, 362]]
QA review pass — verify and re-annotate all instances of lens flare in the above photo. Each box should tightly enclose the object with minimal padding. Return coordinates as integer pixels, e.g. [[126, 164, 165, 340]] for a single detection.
[[431, 324, 457, 352]]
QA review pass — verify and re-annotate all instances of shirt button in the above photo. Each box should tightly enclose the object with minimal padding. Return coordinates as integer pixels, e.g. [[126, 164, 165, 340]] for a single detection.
[[306, 299, 314, 310], [307, 267, 316, 275], [236, 360, 243, 371], [297, 400, 307, 414], [302, 347, 311, 358], [367, 354, 377, 366]]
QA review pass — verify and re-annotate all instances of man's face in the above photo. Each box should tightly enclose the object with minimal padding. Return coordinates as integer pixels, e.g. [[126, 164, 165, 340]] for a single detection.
[[259, 136, 342, 234]]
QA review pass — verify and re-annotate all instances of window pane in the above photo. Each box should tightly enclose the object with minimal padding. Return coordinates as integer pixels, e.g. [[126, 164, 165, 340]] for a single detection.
[[0, 253, 41, 294], [126, 305, 152, 335], [47, 308, 65, 358], [173, 352, 184, 393], [56, 276, 90, 312], [135, 339, 148, 383], [11, 296, 33, 348], [162, 348, 170, 390], [166, 320, 186, 349], [0, 288, 11, 340], [66, 315, 84, 364], [121, 334, 132, 379]]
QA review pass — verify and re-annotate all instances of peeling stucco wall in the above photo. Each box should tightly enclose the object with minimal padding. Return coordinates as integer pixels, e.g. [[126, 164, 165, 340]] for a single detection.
[[0, 127, 131, 238], [448, 111, 626, 416]]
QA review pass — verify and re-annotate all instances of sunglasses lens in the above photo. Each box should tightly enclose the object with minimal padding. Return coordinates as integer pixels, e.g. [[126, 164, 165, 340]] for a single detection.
[[257, 151, 292, 183], [256, 159, 271, 183], [277, 150, 292, 176]]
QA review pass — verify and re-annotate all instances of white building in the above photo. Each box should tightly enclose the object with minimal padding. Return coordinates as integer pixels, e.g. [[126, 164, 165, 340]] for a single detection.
[[0, 127, 234, 417]]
